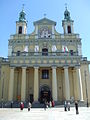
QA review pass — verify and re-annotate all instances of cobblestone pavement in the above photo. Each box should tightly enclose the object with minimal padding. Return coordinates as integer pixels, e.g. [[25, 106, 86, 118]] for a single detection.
[[0, 107, 90, 120]]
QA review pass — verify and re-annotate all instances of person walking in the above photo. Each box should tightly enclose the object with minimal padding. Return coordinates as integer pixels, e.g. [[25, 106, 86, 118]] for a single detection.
[[67, 101, 70, 111], [11, 101, 13, 108], [52, 100, 55, 107], [64, 101, 67, 111], [75, 101, 79, 114], [44, 100, 47, 110], [20, 102, 24, 111], [28, 102, 31, 111], [49, 101, 52, 108]]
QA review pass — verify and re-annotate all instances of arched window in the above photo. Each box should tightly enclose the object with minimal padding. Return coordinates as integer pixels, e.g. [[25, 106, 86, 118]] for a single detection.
[[67, 26, 71, 33], [18, 26, 22, 34], [42, 48, 48, 56]]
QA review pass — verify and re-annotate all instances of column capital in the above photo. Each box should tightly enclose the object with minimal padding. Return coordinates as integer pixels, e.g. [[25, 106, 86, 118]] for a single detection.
[[34, 66, 39, 69], [10, 66, 15, 69], [75, 65, 80, 69], [52, 65, 57, 69], [63, 65, 69, 69], [22, 67, 27, 69]]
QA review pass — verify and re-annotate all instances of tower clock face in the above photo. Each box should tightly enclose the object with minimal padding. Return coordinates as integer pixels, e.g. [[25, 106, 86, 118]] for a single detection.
[[39, 27, 51, 38]]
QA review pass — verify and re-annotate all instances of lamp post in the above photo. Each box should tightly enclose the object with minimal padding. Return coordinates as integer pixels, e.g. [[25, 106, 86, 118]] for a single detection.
[[84, 70, 89, 107]]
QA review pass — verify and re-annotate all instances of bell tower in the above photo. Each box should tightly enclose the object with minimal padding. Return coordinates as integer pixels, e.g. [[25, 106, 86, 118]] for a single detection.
[[16, 5, 27, 34], [62, 5, 74, 34]]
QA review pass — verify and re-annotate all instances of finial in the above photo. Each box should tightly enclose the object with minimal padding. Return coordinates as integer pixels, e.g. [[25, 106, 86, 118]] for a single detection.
[[22, 4, 25, 11], [44, 13, 46, 18], [65, 3, 67, 10]]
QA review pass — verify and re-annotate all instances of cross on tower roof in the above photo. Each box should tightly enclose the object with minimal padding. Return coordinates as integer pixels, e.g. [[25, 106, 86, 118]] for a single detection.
[[44, 13, 47, 18], [65, 3, 67, 9], [22, 4, 25, 11]]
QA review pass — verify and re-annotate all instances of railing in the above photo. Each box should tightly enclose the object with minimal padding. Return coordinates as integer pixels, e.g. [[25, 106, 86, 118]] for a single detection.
[[10, 33, 80, 40], [82, 57, 87, 61], [10, 51, 79, 57], [0, 58, 9, 62]]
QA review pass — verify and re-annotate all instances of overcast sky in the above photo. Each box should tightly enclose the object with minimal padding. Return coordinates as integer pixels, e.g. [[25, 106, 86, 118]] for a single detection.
[[0, 0, 90, 60]]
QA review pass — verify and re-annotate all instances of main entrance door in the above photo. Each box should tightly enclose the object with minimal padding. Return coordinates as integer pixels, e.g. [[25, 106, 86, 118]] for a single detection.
[[39, 85, 52, 103]]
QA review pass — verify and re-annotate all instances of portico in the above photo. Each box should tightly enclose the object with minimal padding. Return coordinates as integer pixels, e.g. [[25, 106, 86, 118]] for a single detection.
[[8, 65, 84, 102]]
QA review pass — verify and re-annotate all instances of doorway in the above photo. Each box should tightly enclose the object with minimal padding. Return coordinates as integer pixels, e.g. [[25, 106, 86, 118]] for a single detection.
[[39, 85, 52, 103]]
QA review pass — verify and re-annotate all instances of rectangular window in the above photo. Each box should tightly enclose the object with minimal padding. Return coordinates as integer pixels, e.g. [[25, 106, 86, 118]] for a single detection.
[[42, 70, 49, 79], [17, 51, 20, 56], [70, 50, 73, 55], [18, 26, 22, 34]]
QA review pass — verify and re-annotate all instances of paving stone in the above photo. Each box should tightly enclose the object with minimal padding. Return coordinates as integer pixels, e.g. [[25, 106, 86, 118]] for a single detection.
[[0, 107, 90, 120]]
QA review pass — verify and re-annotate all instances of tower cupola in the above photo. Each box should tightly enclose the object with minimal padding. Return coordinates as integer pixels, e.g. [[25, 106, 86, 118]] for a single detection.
[[19, 7, 26, 22], [62, 6, 74, 34], [64, 7, 70, 21], [16, 5, 27, 34]]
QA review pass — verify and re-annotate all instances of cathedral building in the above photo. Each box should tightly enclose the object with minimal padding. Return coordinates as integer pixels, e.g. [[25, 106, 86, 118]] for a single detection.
[[0, 7, 90, 104]]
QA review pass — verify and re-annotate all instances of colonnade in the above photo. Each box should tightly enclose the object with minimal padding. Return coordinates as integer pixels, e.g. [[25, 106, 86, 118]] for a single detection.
[[8, 66, 83, 102]]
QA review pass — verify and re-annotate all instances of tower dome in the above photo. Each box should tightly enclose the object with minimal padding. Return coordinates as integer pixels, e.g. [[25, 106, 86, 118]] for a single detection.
[[19, 5, 26, 22], [64, 7, 70, 20]]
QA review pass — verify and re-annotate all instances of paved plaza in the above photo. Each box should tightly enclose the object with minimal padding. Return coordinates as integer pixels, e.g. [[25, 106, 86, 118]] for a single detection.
[[0, 107, 90, 120]]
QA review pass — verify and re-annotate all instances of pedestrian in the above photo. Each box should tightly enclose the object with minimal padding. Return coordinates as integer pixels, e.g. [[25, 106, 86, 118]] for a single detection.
[[52, 100, 55, 107], [49, 101, 52, 108], [44, 100, 47, 110], [20, 102, 24, 110], [64, 101, 67, 111], [46, 101, 49, 108], [67, 101, 70, 111], [28, 102, 31, 111], [75, 101, 79, 114], [11, 101, 13, 108]]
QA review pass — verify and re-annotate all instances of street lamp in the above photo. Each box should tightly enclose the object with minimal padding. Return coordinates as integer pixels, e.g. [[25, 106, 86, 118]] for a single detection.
[[84, 70, 89, 107]]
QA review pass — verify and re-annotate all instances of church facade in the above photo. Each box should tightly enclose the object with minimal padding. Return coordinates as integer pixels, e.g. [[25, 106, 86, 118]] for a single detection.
[[0, 7, 90, 104]]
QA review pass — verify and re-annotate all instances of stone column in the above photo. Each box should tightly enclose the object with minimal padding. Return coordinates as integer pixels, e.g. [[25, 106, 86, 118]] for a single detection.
[[34, 66, 39, 102], [8, 67, 14, 101], [64, 66, 70, 100], [76, 67, 83, 101], [21, 67, 26, 101], [52, 66, 57, 101]]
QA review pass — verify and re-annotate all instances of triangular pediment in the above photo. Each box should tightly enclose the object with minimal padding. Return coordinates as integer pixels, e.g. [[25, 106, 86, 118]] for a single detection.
[[33, 17, 56, 26]]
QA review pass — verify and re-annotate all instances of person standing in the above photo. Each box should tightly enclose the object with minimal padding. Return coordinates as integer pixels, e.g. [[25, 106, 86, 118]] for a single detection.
[[28, 102, 31, 111], [75, 101, 79, 114]]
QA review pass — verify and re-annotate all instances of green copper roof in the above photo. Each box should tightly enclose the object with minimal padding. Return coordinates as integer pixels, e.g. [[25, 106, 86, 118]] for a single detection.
[[64, 7, 71, 21], [19, 6, 26, 22]]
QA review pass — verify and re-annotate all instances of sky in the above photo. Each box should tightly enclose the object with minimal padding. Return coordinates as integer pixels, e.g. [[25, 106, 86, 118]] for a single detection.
[[0, 0, 90, 60]]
